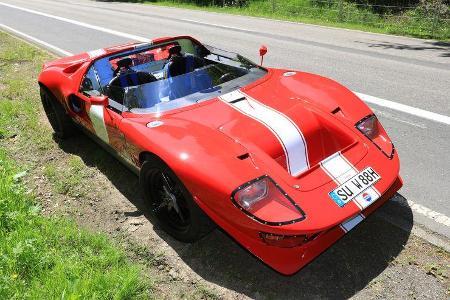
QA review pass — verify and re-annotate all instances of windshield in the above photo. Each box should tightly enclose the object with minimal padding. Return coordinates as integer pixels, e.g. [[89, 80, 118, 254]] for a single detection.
[[92, 38, 267, 114]]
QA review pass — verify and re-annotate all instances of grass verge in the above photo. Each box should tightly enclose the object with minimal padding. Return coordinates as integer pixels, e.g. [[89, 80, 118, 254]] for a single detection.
[[0, 32, 152, 299], [144, 0, 450, 40]]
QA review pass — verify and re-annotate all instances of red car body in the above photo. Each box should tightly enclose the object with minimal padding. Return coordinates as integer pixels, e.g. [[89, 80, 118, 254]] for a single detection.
[[38, 36, 402, 275]]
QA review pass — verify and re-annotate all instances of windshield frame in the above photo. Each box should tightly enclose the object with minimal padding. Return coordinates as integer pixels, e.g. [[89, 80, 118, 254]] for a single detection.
[[86, 37, 268, 115], [123, 45, 267, 114]]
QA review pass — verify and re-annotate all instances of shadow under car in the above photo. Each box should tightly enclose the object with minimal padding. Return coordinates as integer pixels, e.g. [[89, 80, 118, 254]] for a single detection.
[[55, 133, 413, 300]]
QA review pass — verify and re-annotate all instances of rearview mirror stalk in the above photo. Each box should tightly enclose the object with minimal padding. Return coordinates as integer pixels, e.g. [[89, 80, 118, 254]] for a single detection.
[[259, 45, 268, 66], [89, 95, 109, 106]]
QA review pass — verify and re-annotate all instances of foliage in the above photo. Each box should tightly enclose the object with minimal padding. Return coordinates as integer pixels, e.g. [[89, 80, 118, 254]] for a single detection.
[[135, 0, 450, 39]]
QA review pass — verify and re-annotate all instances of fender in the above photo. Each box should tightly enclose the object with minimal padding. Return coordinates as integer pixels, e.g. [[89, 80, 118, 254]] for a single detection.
[[120, 116, 267, 222], [38, 57, 90, 110], [268, 69, 373, 124]]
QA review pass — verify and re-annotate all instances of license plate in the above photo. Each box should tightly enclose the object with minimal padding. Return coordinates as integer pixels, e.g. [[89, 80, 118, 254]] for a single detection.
[[328, 167, 381, 207]]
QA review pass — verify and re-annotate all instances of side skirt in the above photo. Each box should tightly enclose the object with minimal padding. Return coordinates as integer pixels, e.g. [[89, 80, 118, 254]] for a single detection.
[[74, 123, 140, 176]]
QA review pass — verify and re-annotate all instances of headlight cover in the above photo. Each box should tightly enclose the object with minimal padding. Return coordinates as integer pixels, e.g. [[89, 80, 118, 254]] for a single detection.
[[356, 114, 395, 159], [231, 176, 306, 226]]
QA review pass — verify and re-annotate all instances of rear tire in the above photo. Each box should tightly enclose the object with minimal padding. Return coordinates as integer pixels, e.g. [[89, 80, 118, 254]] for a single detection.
[[140, 156, 215, 242], [40, 87, 77, 139]]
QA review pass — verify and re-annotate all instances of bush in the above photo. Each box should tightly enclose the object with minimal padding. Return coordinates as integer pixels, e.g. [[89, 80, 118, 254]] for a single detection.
[[98, 0, 249, 6]]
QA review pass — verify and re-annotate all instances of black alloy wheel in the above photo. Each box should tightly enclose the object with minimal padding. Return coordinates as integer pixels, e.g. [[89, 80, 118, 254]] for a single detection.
[[40, 87, 77, 139], [140, 157, 215, 242]]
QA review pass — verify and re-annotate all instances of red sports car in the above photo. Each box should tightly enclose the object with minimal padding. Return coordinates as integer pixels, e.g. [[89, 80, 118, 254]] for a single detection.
[[38, 36, 402, 275]]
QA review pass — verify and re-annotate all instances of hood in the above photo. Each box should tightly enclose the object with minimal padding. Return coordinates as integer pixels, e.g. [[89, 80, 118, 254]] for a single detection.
[[167, 69, 366, 187]]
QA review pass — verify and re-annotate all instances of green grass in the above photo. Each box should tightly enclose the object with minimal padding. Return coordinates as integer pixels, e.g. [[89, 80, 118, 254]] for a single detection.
[[0, 34, 54, 151], [0, 32, 152, 299], [193, 284, 221, 300], [0, 151, 151, 299], [44, 157, 92, 197], [144, 0, 450, 40]]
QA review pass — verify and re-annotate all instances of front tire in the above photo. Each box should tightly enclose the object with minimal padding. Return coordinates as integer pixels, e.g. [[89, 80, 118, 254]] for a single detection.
[[40, 87, 77, 139], [140, 157, 215, 242]]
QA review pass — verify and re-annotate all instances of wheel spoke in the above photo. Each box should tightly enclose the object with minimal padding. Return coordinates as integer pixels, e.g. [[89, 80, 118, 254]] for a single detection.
[[162, 185, 186, 223], [152, 201, 167, 213], [149, 169, 190, 231], [161, 172, 174, 192]]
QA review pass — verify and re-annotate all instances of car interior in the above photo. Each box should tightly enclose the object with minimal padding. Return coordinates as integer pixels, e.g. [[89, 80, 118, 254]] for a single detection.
[[81, 38, 264, 113]]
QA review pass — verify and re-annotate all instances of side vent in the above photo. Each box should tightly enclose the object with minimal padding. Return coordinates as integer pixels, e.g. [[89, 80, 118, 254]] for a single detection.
[[63, 61, 84, 74]]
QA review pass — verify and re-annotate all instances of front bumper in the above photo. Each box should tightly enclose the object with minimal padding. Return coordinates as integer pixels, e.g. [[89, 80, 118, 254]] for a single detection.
[[242, 175, 403, 275]]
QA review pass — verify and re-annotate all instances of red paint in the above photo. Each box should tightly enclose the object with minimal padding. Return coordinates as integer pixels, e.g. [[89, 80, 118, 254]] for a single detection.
[[38, 36, 402, 275]]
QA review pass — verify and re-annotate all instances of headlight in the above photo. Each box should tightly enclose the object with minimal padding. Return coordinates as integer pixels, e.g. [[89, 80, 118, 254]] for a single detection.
[[231, 176, 305, 226], [356, 114, 394, 159], [356, 114, 379, 139]]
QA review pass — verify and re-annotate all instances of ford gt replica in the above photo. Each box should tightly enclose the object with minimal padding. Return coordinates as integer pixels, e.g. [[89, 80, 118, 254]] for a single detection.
[[38, 36, 402, 275]]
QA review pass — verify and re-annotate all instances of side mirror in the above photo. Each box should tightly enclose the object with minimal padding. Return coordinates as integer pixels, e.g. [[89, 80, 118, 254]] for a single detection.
[[89, 95, 108, 106], [259, 45, 268, 66], [81, 77, 94, 91]]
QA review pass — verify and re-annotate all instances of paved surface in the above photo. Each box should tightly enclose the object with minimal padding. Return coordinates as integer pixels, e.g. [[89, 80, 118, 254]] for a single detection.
[[1, 0, 449, 241]]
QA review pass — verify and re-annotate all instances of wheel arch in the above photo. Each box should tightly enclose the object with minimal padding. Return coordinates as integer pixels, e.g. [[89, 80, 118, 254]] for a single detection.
[[137, 150, 212, 216], [38, 81, 59, 100], [138, 151, 163, 167]]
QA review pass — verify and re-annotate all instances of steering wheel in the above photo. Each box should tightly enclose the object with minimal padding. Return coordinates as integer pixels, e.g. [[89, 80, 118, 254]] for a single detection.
[[218, 72, 238, 84]]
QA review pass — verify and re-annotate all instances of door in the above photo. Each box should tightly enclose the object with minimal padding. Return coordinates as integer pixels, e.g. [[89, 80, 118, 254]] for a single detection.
[[78, 65, 127, 154]]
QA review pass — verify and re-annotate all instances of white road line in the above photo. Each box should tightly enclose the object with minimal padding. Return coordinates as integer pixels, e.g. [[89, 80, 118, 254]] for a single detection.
[[355, 92, 450, 126], [392, 197, 450, 227], [182, 18, 244, 32], [179, 20, 450, 127], [373, 109, 427, 129], [0, 1, 149, 42], [0, 24, 73, 56], [1, 2, 449, 127]]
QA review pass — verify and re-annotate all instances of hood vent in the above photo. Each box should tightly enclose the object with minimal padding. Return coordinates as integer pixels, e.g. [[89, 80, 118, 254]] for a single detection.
[[331, 107, 341, 114], [237, 153, 250, 160]]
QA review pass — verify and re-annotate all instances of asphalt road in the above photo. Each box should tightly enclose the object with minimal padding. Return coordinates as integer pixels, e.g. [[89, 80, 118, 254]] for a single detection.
[[1, 0, 449, 240]]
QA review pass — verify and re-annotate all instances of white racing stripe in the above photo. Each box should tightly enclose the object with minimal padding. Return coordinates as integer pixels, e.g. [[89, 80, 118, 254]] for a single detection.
[[88, 105, 110, 144], [219, 90, 309, 175], [340, 213, 365, 232], [320, 152, 380, 210], [87, 48, 106, 59], [321, 152, 378, 233]]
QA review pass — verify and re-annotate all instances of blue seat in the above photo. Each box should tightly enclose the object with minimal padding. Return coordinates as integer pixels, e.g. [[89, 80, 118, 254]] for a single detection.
[[116, 72, 139, 88], [164, 55, 212, 100]]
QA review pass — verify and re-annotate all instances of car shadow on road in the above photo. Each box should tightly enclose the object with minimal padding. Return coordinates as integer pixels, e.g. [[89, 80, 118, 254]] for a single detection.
[[56, 134, 413, 300], [168, 199, 414, 299]]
